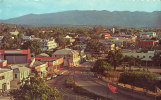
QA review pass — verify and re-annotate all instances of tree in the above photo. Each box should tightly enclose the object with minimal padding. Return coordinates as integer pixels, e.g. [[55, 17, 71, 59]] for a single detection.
[[152, 53, 161, 67], [91, 59, 112, 76], [119, 71, 157, 91], [122, 56, 142, 70], [106, 50, 123, 71], [21, 40, 42, 55], [55, 36, 67, 48], [10, 77, 64, 100]]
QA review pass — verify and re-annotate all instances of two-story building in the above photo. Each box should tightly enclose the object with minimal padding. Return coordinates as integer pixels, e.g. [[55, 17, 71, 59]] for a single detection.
[[0, 69, 13, 92], [41, 39, 57, 51], [32, 57, 64, 75], [53, 48, 80, 67], [29, 59, 48, 78], [139, 32, 157, 39], [10, 66, 30, 82]]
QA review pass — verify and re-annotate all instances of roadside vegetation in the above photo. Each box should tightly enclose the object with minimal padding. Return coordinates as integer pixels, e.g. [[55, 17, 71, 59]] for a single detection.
[[90, 50, 161, 94]]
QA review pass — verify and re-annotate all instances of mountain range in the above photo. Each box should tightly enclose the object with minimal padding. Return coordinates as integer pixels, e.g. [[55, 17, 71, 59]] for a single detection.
[[1, 10, 161, 27]]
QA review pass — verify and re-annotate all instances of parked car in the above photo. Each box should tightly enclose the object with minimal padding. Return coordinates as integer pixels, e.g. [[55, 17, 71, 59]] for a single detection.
[[46, 76, 52, 80], [57, 72, 64, 76], [52, 74, 57, 78]]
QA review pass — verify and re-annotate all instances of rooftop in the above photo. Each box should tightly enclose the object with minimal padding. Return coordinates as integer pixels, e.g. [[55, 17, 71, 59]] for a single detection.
[[13, 67, 30, 73], [54, 48, 79, 55], [0, 68, 11, 74], [33, 61, 46, 67]]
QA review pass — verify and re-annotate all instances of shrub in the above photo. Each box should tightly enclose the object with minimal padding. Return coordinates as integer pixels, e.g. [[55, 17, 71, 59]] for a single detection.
[[119, 71, 158, 91]]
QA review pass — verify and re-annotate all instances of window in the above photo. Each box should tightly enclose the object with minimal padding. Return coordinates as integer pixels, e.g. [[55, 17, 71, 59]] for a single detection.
[[15, 74, 17, 78], [149, 56, 152, 58], [0, 76, 5, 80], [137, 56, 139, 58], [143, 56, 145, 58]]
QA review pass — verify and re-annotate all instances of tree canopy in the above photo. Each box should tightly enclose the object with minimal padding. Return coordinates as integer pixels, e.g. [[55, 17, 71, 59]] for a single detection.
[[119, 71, 158, 91], [106, 50, 123, 70], [10, 77, 64, 100], [91, 59, 112, 76], [21, 40, 42, 55]]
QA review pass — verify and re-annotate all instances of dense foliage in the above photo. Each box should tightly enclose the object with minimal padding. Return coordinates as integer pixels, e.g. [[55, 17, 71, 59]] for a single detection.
[[91, 59, 112, 76], [10, 77, 64, 100], [21, 40, 42, 55], [106, 50, 123, 70], [119, 71, 158, 91]]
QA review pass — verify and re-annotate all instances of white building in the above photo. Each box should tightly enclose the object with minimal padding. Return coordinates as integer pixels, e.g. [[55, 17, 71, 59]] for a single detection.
[[41, 39, 57, 51], [10, 29, 19, 36], [140, 32, 157, 39], [0, 36, 4, 43], [0, 68, 13, 92], [123, 51, 155, 61]]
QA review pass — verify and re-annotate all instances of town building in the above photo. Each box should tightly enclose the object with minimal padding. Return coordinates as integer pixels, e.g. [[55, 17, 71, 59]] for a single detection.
[[0, 49, 31, 64], [64, 35, 75, 45], [10, 66, 30, 82], [123, 51, 154, 61], [0, 68, 13, 92], [53, 48, 80, 67], [32, 57, 64, 75], [101, 33, 111, 39], [0, 60, 8, 68], [10, 29, 19, 36], [139, 32, 157, 39], [29, 59, 48, 78], [22, 36, 32, 41], [137, 40, 158, 48], [0, 36, 4, 43], [41, 39, 57, 51], [79, 36, 91, 43]]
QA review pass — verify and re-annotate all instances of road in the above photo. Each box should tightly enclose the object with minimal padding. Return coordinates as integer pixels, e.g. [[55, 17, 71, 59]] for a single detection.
[[47, 68, 91, 100], [74, 61, 155, 100]]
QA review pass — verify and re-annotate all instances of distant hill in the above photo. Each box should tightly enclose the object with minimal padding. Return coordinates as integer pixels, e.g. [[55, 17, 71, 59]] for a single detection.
[[2, 10, 161, 27]]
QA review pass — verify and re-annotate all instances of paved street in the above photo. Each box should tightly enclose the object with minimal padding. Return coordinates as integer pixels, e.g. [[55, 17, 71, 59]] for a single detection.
[[74, 61, 155, 100], [47, 69, 91, 100]]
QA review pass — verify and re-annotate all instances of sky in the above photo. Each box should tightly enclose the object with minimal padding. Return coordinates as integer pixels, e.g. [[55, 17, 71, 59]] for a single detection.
[[0, 0, 160, 19]]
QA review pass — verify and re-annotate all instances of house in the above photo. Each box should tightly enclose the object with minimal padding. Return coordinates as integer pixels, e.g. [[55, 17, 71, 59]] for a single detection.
[[0, 49, 31, 64], [10, 29, 19, 36], [22, 36, 32, 41], [47, 57, 64, 75], [41, 39, 57, 51], [29, 59, 48, 78], [99, 40, 116, 51], [137, 40, 158, 48], [0, 60, 8, 68], [102, 33, 111, 39], [10, 66, 30, 82], [32, 57, 64, 75], [0, 68, 13, 92], [53, 48, 80, 67], [140, 32, 157, 39], [79, 36, 91, 43], [0, 36, 4, 43], [123, 51, 154, 61], [79, 49, 86, 63], [64, 35, 75, 44]]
